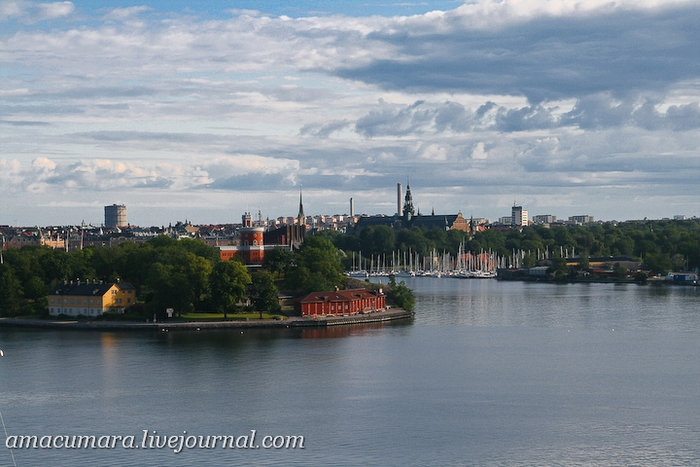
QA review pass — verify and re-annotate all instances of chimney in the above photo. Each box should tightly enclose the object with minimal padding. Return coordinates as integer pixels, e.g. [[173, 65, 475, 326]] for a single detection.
[[397, 183, 402, 216]]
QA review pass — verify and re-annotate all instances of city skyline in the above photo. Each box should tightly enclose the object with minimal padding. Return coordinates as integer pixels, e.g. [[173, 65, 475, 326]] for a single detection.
[[2, 0, 699, 226]]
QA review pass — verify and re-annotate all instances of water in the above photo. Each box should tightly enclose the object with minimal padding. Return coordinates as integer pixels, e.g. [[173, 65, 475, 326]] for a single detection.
[[1, 280, 699, 466]]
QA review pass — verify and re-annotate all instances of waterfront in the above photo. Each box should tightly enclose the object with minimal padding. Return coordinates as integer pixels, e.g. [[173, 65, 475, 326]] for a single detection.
[[1, 279, 699, 466]]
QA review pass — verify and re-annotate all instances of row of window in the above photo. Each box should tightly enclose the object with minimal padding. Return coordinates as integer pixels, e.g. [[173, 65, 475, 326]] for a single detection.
[[48, 297, 133, 305]]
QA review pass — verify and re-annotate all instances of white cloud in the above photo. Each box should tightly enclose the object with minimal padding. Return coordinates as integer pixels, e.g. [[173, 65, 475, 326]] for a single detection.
[[0, 1, 74, 23], [418, 143, 448, 161], [31, 156, 55, 168], [36, 1, 73, 20], [471, 142, 488, 160], [102, 5, 150, 22]]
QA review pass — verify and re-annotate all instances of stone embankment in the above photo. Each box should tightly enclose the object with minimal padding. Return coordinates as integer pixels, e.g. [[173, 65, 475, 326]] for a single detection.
[[0, 308, 413, 331]]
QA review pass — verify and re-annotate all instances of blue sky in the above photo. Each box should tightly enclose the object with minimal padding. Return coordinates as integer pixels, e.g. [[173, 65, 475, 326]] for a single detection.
[[66, 1, 463, 17], [1, 0, 699, 226]]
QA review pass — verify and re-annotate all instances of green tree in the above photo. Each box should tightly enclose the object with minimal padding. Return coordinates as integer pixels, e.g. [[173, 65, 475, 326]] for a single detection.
[[286, 236, 345, 292], [360, 225, 395, 257], [613, 263, 628, 278], [521, 253, 537, 269], [471, 229, 506, 256], [643, 252, 672, 275], [0, 264, 23, 316], [209, 260, 251, 319], [144, 247, 212, 317], [549, 257, 569, 281], [578, 251, 590, 270], [396, 228, 432, 257], [250, 270, 280, 318], [262, 247, 295, 279], [387, 276, 415, 312]]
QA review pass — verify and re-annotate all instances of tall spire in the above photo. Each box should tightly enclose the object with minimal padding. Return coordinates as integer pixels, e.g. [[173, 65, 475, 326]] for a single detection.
[[402, 182, 415, 221], [297, 189, 305, 225]]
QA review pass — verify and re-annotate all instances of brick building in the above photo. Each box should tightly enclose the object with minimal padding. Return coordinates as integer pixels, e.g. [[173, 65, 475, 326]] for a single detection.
[[299, 288, 386, 316]]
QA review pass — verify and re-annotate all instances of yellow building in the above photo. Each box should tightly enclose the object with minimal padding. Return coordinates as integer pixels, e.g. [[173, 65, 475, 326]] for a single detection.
[[48, 281, 136, 317]]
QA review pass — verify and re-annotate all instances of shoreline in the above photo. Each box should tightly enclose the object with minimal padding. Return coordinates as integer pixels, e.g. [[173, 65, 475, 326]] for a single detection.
[[0, 308, 413, 331]]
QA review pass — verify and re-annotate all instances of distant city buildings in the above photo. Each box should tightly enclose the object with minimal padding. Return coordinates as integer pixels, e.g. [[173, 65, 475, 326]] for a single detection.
[[532, 215, 557, 224], [0, 186, 696, 262], [569, 215, 594, 224]]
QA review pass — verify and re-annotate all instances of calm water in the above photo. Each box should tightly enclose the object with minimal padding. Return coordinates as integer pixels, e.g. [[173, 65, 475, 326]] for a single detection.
[[1, 279, 699, 466]]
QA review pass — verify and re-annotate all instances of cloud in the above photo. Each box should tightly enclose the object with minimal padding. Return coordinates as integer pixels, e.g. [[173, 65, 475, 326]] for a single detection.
[[102, 5, 151, 22], [36, 1, 73, 20], [355, 100, 438, 137], [0, 158, 23, 186], [334, 2, 700, 102], [348, 95, 700, 137], [32, 156, 55, 171], [0, 1, 74, 23], [299, 119, 352, 138]]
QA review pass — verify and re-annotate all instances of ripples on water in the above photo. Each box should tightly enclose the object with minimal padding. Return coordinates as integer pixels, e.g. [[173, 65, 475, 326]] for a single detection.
[[1, 279, 699, 466]]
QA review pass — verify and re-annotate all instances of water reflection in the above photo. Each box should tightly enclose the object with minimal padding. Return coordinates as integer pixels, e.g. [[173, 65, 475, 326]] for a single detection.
[[397, 277, 700, 332], [1, 279, 700, 466]]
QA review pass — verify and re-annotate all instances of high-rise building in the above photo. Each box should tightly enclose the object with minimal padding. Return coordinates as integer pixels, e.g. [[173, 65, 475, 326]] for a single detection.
[[104, 204, 127, 228], [511, 205, 528, 227]]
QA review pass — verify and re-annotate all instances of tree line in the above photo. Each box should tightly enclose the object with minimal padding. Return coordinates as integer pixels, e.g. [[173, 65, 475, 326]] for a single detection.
[[0, 235, 349, 318], [321, 219, 700, 274]]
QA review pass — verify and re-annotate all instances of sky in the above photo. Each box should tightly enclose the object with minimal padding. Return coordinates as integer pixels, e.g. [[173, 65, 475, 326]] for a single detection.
[[1, 0, 699, 227]]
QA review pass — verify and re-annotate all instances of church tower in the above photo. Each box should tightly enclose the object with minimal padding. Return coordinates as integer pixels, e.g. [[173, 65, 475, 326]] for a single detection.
[[402, 184, 415, 221]]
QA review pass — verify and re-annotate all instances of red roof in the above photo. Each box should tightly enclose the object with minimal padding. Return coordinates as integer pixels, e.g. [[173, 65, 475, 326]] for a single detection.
[[300, 288, 382, 304]]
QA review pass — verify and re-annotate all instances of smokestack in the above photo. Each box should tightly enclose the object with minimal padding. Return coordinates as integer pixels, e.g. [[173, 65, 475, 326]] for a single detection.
[[350, 197, 354, 217], [397, 183, 402, 216]]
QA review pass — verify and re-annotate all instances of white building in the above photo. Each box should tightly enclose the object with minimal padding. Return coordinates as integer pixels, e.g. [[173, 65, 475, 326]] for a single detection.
[[568, 215, 594, 224], [511, 205, 528, 227], [532, 215, 557, 224]]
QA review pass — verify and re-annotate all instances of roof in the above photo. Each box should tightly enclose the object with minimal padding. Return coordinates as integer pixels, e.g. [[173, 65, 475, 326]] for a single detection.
[[300, 288, 383, 304], [50, 281, 135, 296], [354, 213, 461, 232]]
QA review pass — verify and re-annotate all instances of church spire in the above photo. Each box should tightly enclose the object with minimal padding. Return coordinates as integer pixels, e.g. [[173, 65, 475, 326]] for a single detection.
[[297, 189, 305, 225]]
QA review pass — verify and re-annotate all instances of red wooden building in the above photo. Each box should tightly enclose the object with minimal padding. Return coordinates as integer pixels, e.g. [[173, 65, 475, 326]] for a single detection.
[[299, 289, 386, 316]]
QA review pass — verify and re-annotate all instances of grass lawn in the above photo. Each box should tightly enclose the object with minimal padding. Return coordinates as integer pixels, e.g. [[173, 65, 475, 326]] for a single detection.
[[180, 312, 286, 321]]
